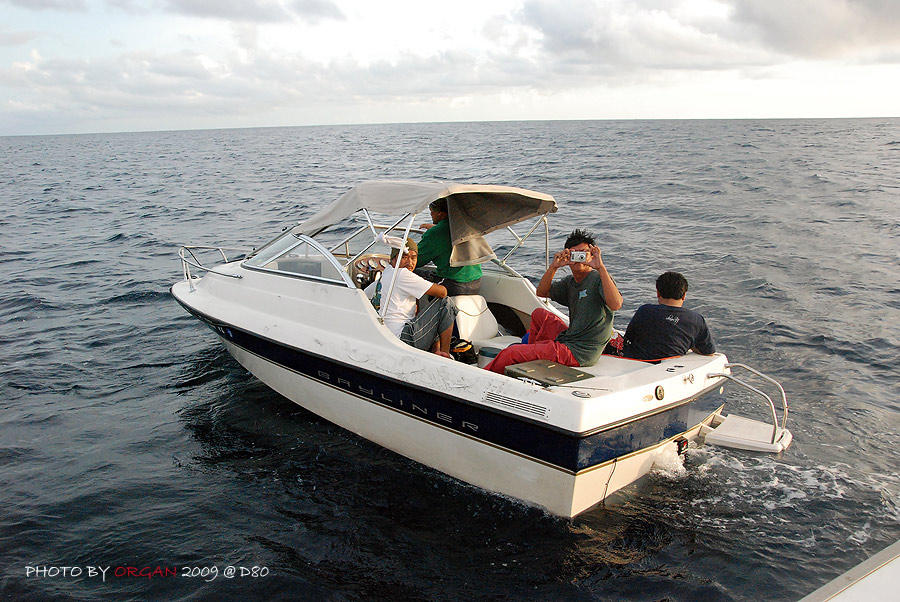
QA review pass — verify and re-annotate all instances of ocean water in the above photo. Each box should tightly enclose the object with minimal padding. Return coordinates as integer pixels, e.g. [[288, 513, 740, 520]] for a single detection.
[[1, 119, 898, 601]]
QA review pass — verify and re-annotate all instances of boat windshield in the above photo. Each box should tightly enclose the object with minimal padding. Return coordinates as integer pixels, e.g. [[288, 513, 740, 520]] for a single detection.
[[243, 203, 552, 294], [244, 233, 348, 284]]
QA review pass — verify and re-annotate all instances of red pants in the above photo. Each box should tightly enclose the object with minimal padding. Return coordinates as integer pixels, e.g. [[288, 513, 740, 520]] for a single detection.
[[485, 308, 579, 374]]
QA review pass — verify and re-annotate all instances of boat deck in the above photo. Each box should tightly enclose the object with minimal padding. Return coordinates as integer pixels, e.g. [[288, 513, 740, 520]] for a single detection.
[[542, 352, 725, 396]]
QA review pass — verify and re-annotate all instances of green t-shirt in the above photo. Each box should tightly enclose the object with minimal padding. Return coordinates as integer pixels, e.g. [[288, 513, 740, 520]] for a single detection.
[[416, 219, 482, 283], [549, 271, 615, 366]]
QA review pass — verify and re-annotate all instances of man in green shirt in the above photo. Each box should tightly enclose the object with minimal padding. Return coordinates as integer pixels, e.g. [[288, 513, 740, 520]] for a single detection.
[[416, 198, 482, 296]]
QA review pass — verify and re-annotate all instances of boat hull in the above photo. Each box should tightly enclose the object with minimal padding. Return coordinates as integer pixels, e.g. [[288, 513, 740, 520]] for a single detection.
[[214, 329, 723, 517], [171, 180, 784, 516], [172, 269, 728, 517]]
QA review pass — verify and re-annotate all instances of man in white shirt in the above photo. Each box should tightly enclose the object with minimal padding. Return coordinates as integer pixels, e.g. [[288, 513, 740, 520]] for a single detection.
[[365, 238, 457, 358]]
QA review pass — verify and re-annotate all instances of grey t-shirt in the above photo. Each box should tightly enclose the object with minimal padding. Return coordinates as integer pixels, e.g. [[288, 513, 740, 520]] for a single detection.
[[549, 271, 615, 366]]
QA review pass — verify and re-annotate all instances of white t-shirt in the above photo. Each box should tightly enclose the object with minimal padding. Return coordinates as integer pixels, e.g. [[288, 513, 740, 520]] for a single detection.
[[365, 265, 433, 337]]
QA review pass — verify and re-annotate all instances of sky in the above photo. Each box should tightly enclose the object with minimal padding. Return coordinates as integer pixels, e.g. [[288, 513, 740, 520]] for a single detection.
[[1, 0, 899, 136]]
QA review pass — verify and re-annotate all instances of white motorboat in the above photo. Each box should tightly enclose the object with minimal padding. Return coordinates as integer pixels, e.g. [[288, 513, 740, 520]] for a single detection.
[[172, 180, 792, 517], [798, 539, 900, 602]]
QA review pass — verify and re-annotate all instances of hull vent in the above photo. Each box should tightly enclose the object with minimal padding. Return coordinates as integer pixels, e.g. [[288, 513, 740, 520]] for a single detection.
[[483, 392, 551, 420]]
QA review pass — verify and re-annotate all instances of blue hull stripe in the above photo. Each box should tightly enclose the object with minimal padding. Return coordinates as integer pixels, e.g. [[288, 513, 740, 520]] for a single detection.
[[174, 296, 724, 473]]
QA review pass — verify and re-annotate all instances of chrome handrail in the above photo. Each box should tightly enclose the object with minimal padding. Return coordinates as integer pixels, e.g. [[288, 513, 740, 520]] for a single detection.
[[179, 246, 248, 291], [707, 363, 789, 444]]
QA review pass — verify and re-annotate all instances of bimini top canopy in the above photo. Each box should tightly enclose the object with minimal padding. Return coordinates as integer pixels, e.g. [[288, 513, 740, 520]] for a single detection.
[[295, 180, 558, 266]]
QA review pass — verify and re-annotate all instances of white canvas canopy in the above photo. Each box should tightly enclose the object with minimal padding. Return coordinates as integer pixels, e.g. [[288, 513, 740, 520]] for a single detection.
[[295, 181, 558, 266]]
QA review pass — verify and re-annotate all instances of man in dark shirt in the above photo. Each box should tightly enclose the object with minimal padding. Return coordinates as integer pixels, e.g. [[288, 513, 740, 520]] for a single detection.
[[622, 271, 716, 361]]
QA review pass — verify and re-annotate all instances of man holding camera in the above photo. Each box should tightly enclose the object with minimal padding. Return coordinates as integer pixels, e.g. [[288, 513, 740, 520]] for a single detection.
[[485, 229, 623, 374]]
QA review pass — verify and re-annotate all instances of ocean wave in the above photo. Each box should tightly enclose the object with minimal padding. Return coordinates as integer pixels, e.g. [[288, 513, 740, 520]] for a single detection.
[[770, 327, 897, 375], [0, 293, 63, 319], [651, 447, 894, 539], [3, 119, 900, 602], [101, 290, 171, 305], [0, 446, 35, 465], [44, 258, 104, 271]]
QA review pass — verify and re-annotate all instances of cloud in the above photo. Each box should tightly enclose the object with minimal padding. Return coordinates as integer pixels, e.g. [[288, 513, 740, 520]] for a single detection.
[[726, 0, 900, 60], [516, 0, 900, 75], [1, 47, 329, 132], [2, 0, 898, 135], [231, 23, 260, 55], [0, 42, 520, 133], [515, 0, 773, 81], [1, 0, 86, 10], [288, 0, 345, 24], [163, 0, 291, 23], [104, 0, 154, 12], [0, 29, 41, 46]]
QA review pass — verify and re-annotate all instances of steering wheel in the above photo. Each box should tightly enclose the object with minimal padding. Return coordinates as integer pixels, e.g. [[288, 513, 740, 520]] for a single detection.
[[352, 254, 390, 288]]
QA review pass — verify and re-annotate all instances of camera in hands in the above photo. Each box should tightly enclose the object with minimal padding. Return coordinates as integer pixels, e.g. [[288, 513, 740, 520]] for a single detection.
[[569, 251, 587, 262]]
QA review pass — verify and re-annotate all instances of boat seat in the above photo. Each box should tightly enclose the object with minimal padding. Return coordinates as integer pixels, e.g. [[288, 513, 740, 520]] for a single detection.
[[453, 295, 522, 352]]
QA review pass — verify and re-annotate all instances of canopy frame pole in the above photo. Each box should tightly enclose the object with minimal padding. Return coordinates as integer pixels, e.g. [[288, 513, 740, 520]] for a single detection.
[[543, 216, 550, 271], [336, 213, 410, 273], [329, 224, 368, 260], [327, 209, 383, 253], [501, 215, 550, 266], [379, 213, 416, 323], [362, 209, 378, 238]]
